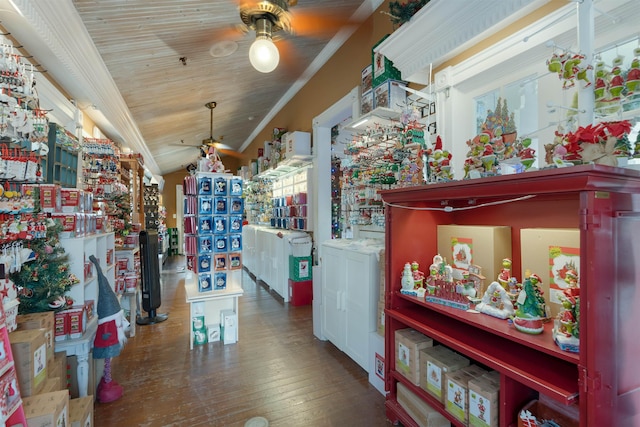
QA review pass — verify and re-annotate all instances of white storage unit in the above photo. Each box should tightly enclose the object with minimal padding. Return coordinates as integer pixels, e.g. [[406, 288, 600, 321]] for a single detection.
[[320, 239, 383, 372], [242, 226, 310, 303]]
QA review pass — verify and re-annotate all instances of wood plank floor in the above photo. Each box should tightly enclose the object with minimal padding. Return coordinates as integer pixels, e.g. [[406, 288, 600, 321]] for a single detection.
[[94, 256, 393, 426]]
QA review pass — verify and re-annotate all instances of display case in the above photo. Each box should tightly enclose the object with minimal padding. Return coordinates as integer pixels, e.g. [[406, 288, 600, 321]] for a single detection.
[[381, 165, 640, 427], [45, 123, 80, 188], [269, 165, 313, 231]]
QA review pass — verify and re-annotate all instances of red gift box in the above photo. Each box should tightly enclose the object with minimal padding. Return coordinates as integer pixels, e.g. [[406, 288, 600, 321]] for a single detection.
[[66, 306, 85, 339], [54, 312, 68, 341], [60, 188, 83, 213]]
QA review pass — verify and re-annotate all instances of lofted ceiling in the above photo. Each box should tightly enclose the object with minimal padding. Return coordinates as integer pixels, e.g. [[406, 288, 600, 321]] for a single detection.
[[0, 0, 382, 178]]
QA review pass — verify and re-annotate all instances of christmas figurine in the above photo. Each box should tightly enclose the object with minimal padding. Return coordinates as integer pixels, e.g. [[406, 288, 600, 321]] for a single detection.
[[90, 255, 128, 403], [512, 273, 546, 334]]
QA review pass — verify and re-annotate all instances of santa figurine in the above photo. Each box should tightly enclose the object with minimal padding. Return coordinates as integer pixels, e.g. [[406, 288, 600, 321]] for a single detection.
[[90, 255, 128, 403]]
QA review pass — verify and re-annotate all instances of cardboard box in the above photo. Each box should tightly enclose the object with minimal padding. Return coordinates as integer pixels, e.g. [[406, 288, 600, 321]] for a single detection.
[[520, 228, 580, 317], [220, 309, 237, 345], [437, 225, 512, 296], [23, 390, 69, 427], [361, 89, 373, 115], [419, 345, 470, 403], [397, 382, 450, 427], [373, 79, 407, 111], [38, 184, 61, 212], [395, 328, 433, 385], [445, 365, 487, 424], [372, 34, 402, 87], [40, 376, 63, 393], [377, 301, 385, 337], [49, 351, 66, 382], [61, 188, 84, 212], [288, 279, 312, 306], [468, 371, 501, 427], [361, 64, 373, 93], [9, 328, 47, 397], [17, 311, 55, 365], [282, 131, 311, 160], [518, 397, 579, 427], [289, 256, 312, 281], [70, 395, 94, 427]]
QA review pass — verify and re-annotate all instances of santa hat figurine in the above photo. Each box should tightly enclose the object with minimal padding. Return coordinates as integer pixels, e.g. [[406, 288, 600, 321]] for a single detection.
[[90, 255, 128, 403]]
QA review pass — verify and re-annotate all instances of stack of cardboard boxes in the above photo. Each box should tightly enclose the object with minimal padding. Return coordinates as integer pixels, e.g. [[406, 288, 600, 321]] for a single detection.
[[11, 311, 94, 427]]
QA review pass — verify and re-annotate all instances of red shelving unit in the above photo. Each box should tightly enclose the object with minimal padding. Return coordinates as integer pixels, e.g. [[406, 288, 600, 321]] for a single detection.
[[381, 164, 640, 427]]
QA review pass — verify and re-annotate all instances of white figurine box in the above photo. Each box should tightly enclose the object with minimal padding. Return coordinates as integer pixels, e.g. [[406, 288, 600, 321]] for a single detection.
[[520, 228, 580, 317], [437, 225, 512, 295]]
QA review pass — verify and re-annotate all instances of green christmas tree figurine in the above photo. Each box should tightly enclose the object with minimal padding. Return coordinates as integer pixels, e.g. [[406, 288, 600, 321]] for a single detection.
[[512, 273, 546, 335], [10, 218, 79, 314]]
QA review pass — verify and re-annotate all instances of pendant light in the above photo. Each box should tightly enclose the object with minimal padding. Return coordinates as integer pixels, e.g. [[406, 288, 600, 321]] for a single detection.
[[240, 0, 292, 74], [249, 18, 280, 73]]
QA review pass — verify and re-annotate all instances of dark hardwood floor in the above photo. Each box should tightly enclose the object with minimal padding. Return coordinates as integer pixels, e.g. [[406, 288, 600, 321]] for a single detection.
[[94, 256, 393, 426]]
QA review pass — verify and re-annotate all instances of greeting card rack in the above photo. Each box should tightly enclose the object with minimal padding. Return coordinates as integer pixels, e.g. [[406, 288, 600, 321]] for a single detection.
[[381, 164, 640, 427]]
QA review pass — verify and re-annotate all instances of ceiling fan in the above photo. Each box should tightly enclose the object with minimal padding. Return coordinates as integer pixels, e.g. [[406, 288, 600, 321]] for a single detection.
[[235, 0, 360, 73], [171, 101, 244, 159], [168, 1, 359, 75]]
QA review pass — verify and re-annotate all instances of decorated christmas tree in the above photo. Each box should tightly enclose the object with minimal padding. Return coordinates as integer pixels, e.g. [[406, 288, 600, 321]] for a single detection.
[[10, 218, 78, 314]]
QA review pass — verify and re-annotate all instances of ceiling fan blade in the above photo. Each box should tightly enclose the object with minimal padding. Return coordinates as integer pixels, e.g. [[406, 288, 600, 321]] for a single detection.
[[216, 148, 246, 159], [209, 141, 235, 151], [289, 8, 359, 40], [276, 38, 308, 79]]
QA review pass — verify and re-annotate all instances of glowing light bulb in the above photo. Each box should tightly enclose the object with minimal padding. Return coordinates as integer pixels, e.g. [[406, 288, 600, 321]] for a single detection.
[[249, 37, 279, 73]]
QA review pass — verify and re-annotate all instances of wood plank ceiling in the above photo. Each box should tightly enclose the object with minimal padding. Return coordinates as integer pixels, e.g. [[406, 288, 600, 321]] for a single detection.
[[3, 0, 374, 176]]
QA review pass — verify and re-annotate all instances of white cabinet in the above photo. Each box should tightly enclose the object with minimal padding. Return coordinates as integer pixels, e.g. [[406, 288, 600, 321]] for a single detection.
[[242, 225, 257, 273], [57, 232, 115, 397], [242, 225, 310, 302], [320, 239, 383, 372]]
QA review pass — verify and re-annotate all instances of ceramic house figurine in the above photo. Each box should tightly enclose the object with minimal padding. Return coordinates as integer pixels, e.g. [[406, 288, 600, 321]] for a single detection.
[[475, 281, 515, 319]]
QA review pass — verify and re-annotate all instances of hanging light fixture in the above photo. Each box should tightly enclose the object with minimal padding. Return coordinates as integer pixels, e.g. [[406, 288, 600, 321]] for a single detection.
[[249, 18, 280, 73], [240, 0, 293, 73]]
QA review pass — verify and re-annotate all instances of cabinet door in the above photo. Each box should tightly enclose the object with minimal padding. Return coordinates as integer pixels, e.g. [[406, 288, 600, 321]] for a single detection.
[[242, 226, 254, 272], [343, 251, 376, 371], [273, 233, 287, 300], [321, 246, 345, 348]]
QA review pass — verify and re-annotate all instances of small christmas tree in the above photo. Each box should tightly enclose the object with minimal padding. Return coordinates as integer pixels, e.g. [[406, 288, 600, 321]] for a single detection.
[[10, 219, 78, 314], [388, 0, 431, 28]]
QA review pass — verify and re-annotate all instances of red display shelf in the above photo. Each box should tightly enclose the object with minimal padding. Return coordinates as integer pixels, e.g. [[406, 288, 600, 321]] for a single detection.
[[382, 165, 640, 427]]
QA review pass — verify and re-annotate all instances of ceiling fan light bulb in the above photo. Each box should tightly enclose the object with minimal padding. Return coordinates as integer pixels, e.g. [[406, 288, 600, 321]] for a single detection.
[[249, 37, 280, 73]]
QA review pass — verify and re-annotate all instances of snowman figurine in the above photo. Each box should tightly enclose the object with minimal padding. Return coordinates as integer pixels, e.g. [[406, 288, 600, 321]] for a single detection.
[[401, 263, 414, 291]]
